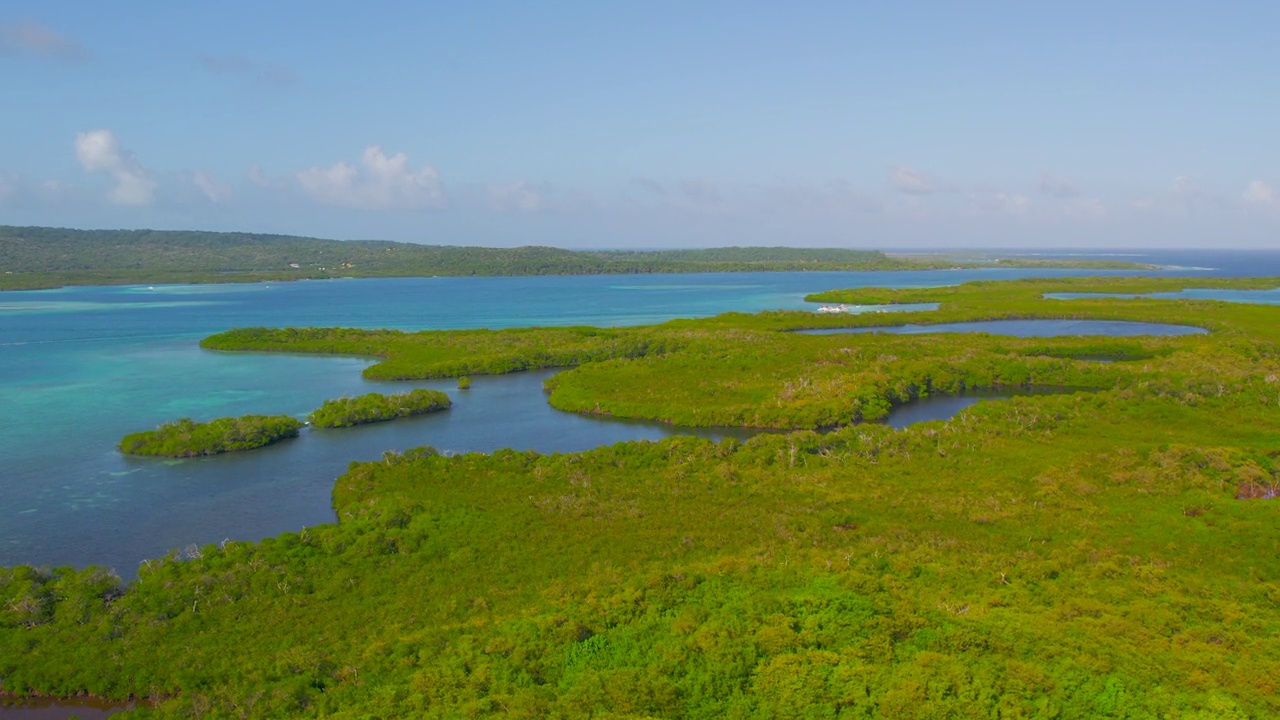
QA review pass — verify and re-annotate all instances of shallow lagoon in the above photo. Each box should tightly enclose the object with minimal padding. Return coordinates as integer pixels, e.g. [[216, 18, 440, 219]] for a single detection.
[[0, 258, 1272, 574]]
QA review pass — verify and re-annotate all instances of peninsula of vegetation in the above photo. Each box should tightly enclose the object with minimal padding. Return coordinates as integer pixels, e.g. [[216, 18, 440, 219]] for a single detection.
[[8, 275, 1280, 718], [308, 389, 452, 428], [118, 415, 304, 458], [0, 225, 1153, 290]]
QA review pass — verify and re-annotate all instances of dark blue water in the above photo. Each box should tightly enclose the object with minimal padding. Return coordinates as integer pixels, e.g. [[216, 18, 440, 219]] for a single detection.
[[883, 388, 1089, 429], [799, 319, 1208, 337], [2, 256, 1277, 574]]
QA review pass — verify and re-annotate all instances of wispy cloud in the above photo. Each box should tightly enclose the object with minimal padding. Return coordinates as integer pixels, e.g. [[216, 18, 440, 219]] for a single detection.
[[0, 20, 87, 61], [624, 177, 725, 212], [1063, 197, 1107, 220], [1170, 174, 1228, 214], [628, 177, 667, 197], [487, 180, 549, 212], [198, 54, 298, 88], [1244, 180, 1275, 208], [985, 192, 1032, 216], [1038, 172, 1079, 198], [190, 171, 232, 203], [296, 146, 446, 210], [679, 179, 723, 209], [75, 129, 157, 206], [888, 164, 942, 195], [750, 180, 881, 215]]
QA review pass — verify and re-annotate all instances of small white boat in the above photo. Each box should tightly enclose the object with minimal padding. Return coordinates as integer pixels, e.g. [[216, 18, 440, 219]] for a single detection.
[[816, 305, 848, 313]]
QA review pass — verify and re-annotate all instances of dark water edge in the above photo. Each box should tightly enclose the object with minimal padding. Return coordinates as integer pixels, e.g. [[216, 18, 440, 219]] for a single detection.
[[19, 368, 760, 581], [0, 698, 137, 720], [883, 387, 1087, 430]]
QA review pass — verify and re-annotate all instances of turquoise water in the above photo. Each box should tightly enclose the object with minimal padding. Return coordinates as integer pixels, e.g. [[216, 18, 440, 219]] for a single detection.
[[0, 262, 1270, 575]]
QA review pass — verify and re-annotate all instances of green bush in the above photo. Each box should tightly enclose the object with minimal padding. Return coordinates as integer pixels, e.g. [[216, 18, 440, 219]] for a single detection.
[[308, 389, 451, 428], [118, 415, 303, 457]]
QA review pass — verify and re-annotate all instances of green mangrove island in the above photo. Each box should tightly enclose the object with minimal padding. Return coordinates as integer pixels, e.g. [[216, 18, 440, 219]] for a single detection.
[[0, 225, 1152, 290], [6, 275, 1280, 718], [118, 415, 304, 458], [309, 389, 452, 428]]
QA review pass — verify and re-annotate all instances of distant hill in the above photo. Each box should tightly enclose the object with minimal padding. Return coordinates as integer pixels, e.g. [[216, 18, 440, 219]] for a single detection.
[[0, 225, 1149, 290]]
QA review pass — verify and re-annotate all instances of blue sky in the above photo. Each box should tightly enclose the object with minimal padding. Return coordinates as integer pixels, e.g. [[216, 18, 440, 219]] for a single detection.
[[1, 1, 1277, 248]]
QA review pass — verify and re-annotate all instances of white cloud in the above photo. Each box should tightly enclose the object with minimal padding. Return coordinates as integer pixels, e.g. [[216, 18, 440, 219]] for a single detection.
[[296, 146, 445, 210], [1171, 175, 1195, 195], [487, 180, 548, 212], [1038, 172, 1079, 198], [75, 129, 157, 206], [0, 172, 14, 199], [0, 20, 86, 60], [1244, 180, 1275, 207], [888, 165, 937, 195]]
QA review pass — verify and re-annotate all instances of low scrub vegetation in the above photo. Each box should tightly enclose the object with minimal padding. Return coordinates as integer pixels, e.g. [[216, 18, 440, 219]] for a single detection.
[[11, 275, 1280, 717], [308, 389, 451, 428], [118, 415, 302, 458]]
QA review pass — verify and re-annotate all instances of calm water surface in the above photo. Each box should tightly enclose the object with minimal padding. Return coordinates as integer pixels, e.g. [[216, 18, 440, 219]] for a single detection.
[[3, 256, 1278, 574], [882, 388, 1090, 429]]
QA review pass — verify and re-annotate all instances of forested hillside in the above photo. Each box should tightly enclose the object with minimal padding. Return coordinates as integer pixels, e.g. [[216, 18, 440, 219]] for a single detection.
[[0, 225, 1148, 290]]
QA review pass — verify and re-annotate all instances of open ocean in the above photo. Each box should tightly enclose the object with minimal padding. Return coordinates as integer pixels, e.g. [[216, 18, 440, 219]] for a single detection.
[[3, 250, 1279, 575]]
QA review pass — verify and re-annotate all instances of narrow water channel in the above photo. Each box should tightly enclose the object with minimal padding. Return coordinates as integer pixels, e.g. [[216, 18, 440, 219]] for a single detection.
[[882, 387, 1088, 429]]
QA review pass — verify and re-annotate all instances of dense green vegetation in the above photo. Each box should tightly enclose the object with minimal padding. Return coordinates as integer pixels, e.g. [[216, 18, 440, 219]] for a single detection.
[[6, 275, 1280, 717], [308, 390, 452, 428], [0, 225, 1151, 290], [118, 415, 304, 458], [202, 325, 682, 381]]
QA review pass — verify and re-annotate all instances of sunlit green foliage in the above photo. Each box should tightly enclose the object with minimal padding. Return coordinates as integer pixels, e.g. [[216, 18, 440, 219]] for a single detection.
[[6, 275, 1280, 717], [308, 389, 451, 428], [118, 415, 303, 457], [201, 325, 683, 381]]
